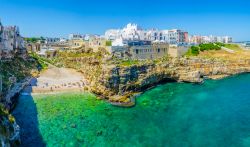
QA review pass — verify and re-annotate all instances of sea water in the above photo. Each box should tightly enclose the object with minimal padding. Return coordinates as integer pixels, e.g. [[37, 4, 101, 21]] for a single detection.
[[13, 74, 250, 147]]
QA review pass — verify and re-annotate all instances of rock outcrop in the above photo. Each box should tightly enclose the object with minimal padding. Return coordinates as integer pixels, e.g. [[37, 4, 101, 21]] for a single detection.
[[0, 105, 20, 147], [53, 50, 250, 106], [0, 57, 39, 146], [3, 78, 32, 111], [78, 57, 250, 106], [0, 78, 29, 147]]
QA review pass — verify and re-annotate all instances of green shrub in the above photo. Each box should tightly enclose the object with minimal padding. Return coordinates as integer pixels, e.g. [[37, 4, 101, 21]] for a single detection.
[[199, 43, 221, 51], [191, 46, 200, 55], [119, 59, 140, 66], [106, 41, 112, 46], [185, 43, 222, 56], [215, 42, 225, 47], [186, 46, 200, 56]]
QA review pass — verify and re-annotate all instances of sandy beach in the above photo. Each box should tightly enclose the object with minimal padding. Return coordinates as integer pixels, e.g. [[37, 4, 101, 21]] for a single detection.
[[23, 65, 87, 94]]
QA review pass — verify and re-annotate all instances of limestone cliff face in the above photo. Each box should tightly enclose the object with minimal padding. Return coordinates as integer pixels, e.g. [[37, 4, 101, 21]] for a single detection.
[[56, 52, 250, 106], [0, 106, 20, 147], [80, 57, 250, 106]]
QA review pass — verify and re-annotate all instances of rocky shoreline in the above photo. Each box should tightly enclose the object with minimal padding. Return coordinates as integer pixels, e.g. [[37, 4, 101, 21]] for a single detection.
[[4, 57, 250, 108], [0, 77, 33, 146], [3, 77, 33, 111], [1, 55, 250, 146]]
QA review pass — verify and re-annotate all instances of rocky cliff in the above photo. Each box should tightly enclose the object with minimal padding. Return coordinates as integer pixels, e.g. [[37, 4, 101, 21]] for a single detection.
[[0, 56, 39, 146], [0, 105, 20, 147], [54, 50, 250, 107], [78, 57, 250, 106]]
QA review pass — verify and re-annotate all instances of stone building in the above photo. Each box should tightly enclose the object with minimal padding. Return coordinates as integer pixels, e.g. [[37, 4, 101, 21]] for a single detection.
[[107, 40, 170, 60], [26, 43, 41, 52], [168, 44, 189, 58], [128, 41, 169, 59], [68, 39, 86, 49], [86, 36, 109, 52], [0, 19, 25, 59], [68, 35, 110, 52], [107, 40, 190, 59]]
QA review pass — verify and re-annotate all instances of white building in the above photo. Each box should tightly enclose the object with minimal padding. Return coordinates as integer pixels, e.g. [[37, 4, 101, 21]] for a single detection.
[[105, 23, 143, 41], [112, 38, 124, 46], [105, 23, 189, 45], [189, 35, 233, 44], [167, 29, 188, 45], [223, 36, 233, 44]]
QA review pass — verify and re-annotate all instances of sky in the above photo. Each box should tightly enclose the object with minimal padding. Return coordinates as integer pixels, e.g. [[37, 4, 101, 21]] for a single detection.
[[0, 0, 250, 41]]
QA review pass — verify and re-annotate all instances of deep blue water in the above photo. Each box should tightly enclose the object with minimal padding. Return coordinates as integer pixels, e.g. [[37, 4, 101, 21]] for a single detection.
[[13, 74, 250, 146]]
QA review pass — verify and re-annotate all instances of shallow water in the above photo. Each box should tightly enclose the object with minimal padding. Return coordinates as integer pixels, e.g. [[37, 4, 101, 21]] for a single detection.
[[13, 74, 250, 147]]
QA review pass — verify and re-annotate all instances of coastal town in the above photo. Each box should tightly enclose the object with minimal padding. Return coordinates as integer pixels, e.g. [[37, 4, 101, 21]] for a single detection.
[[1, 19, 250, 146], [2, 0, 250, 146], [1, 18, 250, 105], [24, 23, 235, 60], [3, 18, 250, 105], [0, 19, 238, 97], [1, 17, 242, 63]]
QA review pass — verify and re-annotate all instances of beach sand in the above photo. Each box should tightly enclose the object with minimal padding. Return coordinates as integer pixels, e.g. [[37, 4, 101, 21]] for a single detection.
[[23, 65, 87, 94]]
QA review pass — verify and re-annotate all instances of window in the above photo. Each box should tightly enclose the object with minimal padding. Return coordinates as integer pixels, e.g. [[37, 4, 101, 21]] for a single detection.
[[136, 49, 139, 54], [158, 48, 160, 53]]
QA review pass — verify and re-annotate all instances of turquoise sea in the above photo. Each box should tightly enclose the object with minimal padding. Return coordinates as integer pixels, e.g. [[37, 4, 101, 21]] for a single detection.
[[13, 74, 250, 147]]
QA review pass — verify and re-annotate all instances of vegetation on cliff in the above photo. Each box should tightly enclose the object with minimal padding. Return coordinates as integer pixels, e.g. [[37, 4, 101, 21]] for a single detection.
[[0, 104, 20, 146], [0, 54, 45, 146], [29, 52, 56, 69], [24, 37, 45, 43], [186, 43, 225, 56], [0, 56, 42, 97], [186, 46, 200, 56], [105, 40, 112, 46]]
